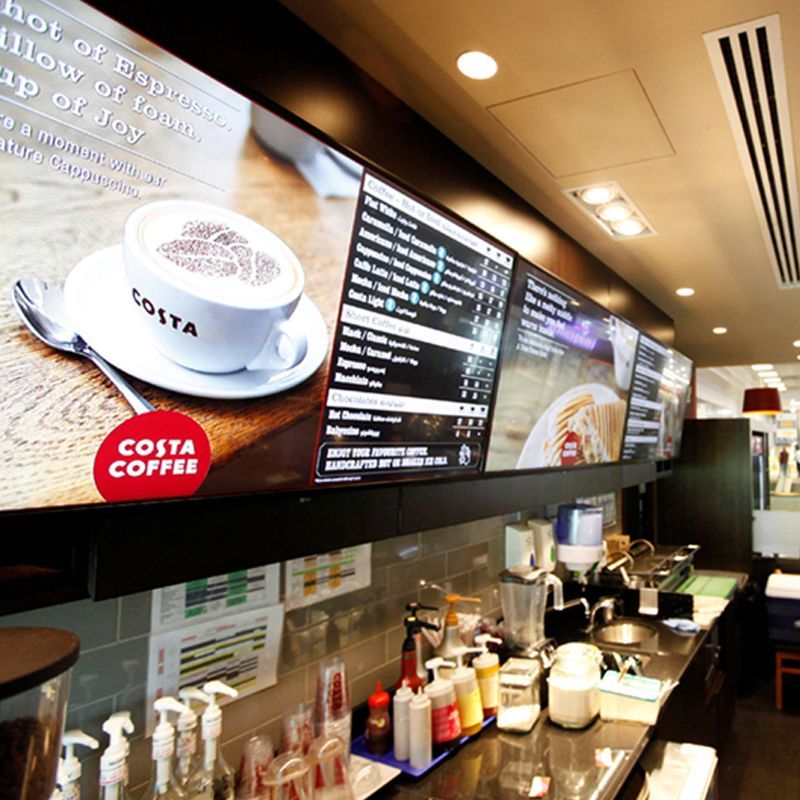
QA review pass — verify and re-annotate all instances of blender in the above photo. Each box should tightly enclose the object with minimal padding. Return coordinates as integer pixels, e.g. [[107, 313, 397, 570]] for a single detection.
[[499, 565, 564, 657]]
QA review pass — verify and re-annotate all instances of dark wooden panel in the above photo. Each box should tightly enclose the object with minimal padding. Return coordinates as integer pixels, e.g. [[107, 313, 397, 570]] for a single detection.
[[400, 463, 655, 533], [655, 419, 753, 571], [87, 485, 401, 599]]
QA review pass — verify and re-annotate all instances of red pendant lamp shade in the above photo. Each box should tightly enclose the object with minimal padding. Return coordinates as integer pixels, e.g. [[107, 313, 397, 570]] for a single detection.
[[742, 387, 782, 414]]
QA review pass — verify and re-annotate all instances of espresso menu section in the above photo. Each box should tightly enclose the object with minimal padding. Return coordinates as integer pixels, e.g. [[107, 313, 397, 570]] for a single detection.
[[621, 336, 692, 461], [315, 173, 514, 483]]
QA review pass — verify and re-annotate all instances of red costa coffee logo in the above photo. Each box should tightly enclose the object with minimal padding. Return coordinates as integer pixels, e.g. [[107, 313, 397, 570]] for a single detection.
[[93, 411, 211, 502]]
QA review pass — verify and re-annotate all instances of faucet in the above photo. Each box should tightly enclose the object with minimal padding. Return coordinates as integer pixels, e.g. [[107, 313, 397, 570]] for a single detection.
[[586, 597, 618, 633], [560, 597, 590, 618]]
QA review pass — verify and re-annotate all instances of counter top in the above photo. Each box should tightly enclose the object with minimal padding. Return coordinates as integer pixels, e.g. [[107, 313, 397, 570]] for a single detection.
[[370, 621, 711, 800]]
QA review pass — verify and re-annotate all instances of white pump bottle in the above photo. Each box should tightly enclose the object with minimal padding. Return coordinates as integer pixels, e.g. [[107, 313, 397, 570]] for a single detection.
[[99, 712, 135, 800], [142, 697, 190, 800], [175, 688, 205, 789], [56, 730, 99, 800], [185, 680, 239, 800]]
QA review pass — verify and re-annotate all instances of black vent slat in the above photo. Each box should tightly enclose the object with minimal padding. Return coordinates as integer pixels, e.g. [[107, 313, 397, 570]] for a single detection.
[[756, 26, 800, 283], [718, 36, 787, 284]]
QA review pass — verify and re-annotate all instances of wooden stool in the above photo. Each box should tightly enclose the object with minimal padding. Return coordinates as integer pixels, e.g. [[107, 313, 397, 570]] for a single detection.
[[775, 648, 800, 710]]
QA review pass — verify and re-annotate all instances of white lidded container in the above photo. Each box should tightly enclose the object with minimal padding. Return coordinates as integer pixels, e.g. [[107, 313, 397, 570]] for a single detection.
[[497, 657, 541, 734], [547, 642, 602, 729]]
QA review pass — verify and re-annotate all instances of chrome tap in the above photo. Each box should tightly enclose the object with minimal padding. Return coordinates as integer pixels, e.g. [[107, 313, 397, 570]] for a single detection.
[[586, 597, 619, 633]]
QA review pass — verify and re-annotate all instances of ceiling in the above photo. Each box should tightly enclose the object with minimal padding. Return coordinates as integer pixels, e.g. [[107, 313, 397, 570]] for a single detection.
[[282, 0, 800, 386]]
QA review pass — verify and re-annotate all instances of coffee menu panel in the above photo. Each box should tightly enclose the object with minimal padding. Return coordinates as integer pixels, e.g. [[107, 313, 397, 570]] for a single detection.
[[314, 173, 514, 483], [486, 259, 638, 472], [621, 336, 693, 461]]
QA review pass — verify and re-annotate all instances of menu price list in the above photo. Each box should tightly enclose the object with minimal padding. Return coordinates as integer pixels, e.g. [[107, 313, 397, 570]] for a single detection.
[[315, 172, 514, 483], [621, 335, 668, 461]]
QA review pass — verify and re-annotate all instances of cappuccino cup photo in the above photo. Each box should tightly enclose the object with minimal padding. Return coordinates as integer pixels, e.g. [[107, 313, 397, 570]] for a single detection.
[[123, 200, 307, 373]]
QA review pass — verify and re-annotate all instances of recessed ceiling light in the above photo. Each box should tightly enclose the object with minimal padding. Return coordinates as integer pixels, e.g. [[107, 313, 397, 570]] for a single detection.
[[456, 51, 498, 80], [761, 371, 779, 378], [612, 218, 645, 236], [712, 326, 728, 334], [579, 186, 616, 205], [597, 202, 633, 222], [793, 340, 800, 348], [752, 364, 774, 371], [676, 287, 695, 297]]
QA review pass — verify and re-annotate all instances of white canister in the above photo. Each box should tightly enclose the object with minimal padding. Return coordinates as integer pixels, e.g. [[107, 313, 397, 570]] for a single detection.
[[547, 643, 602, 729]]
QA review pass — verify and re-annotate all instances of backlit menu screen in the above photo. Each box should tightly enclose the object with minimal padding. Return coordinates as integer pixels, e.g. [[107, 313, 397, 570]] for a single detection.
[[486, 259, 637, 471], [314, 172, 514, 483], [621, 335, 693, 461]]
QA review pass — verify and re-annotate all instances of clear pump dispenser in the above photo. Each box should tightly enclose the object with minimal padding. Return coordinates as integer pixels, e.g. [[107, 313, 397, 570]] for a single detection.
[[175, 689, 204, 790], [141, 697, 188, 800], [185, 681, 239, 800], [99, 712, 134, 800], [57, 730, 98, 800]]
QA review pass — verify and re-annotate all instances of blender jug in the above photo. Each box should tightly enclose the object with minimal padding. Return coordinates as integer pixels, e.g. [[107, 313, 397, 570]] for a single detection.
[[499, 566, 564, 656]]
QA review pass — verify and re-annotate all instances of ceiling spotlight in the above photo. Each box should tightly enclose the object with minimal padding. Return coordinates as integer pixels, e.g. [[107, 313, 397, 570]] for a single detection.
[[579, 186, 616, 205], [712, 326, 728, 335], [456, 51, 498, 80], [752, 364, 774, 371], [597, 202, 633, 222], [676, 287, 695, 297], [793, 340, 800, 348], [612, 218, 645, 236]]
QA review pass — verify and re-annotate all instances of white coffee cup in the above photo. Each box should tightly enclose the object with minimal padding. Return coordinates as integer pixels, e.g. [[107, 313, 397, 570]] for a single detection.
[[123, 200, 307, 374]]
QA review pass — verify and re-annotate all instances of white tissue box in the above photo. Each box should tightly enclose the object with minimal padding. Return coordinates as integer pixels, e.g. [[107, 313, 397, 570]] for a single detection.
[[598, 671, 667, 725]]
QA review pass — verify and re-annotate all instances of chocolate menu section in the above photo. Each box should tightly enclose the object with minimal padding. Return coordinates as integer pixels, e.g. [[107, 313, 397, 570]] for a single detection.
[[621, 335, 670, 461], [315, 172, 514, 483]]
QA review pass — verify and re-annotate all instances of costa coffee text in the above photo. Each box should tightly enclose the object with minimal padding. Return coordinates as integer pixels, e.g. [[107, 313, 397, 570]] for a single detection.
[[108, 436, 199, 478], [132, 288, 198, 335]]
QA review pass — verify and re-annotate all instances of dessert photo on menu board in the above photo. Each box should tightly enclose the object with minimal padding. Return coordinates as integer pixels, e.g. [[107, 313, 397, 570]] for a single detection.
[[0, 0, 365, 510], [486, 259, 638, 471]]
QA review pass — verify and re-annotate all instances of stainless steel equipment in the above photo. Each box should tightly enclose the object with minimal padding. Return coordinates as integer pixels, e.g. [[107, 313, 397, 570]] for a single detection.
[[600, 543, 700, 591]]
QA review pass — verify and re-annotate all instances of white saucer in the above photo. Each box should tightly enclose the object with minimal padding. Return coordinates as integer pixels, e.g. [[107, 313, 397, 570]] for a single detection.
[[63, 245, 329, 400]]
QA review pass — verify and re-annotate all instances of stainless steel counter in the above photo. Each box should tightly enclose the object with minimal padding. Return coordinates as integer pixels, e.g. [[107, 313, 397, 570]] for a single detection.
[[372, 621, 712, 800]]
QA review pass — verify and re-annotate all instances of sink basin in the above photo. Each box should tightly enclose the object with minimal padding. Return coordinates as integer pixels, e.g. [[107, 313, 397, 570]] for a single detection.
[[592, 619, 658, 646]]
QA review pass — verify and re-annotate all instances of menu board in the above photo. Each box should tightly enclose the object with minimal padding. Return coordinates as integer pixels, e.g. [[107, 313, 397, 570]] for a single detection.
[[314, 173, 514, 483], [486, 259, 637, 471], [621, 335, 693, 461]]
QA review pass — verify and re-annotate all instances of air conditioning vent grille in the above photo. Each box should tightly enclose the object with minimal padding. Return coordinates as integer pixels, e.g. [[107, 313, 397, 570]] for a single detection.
[[705, 15, 800, 288]]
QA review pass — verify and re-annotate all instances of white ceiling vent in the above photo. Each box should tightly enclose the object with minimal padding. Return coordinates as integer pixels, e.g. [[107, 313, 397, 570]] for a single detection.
[[705, 15, 800, 289]]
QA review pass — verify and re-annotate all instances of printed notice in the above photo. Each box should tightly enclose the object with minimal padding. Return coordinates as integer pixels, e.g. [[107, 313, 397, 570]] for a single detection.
[[315, 172, 514, 483], [145, 603, 283, 734], [284, 545, 371, 610], [151, 564, 280, 633]]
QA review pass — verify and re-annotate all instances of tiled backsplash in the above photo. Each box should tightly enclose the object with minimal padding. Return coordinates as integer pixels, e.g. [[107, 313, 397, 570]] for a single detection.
[[2, 514, 512, 799]]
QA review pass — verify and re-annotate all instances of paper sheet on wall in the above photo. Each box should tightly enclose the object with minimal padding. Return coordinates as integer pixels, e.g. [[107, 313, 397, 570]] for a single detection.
[[151, 564, 280, 633], [284, 545, 371, 610], [145, 602, 283, 734]]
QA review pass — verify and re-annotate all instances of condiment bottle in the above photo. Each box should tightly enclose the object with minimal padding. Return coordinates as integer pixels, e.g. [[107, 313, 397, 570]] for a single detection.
[[408, 688, 432, 771], [365, 681, 392, 755], [175, 688, 203, 789], [423, 657, 461, 751], [392, 680, 414, 761], [57, 730, 99, 800], [99, 713, 134, 800], [141, 697, 188, 800], [473, 634, 502, 718], [396, 609, 439, 692], [450, 649, 484, 736]]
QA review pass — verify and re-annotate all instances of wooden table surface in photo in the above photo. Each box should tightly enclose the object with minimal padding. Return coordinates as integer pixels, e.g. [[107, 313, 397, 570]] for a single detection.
[[0, 135, 356, 509]]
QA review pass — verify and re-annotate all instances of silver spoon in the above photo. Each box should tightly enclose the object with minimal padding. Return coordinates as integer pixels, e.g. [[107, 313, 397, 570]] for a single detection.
[[12, 278, 155, 415]]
